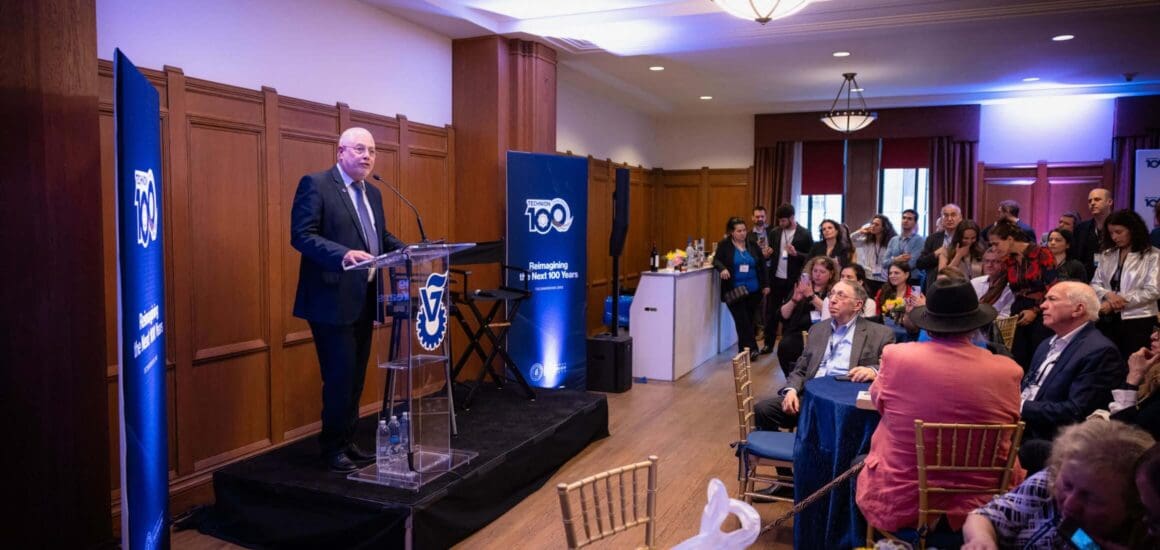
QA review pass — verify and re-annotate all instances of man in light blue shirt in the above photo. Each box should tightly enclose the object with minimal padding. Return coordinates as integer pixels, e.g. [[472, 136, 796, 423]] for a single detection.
[[755, 280, 895, 430], [883, 209, 924, 273]]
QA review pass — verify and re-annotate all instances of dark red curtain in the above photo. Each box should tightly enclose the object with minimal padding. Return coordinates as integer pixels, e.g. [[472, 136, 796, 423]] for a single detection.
[[1113, 133, 1160, 209], [882, 137, 929, 168], [929, 137, 978, 231], [754, 142, 794, 210], [801, 140, 845, 195]]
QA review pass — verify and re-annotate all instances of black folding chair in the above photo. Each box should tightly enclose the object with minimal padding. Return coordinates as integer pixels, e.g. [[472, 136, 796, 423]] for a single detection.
[[449, 240, 536, 408]]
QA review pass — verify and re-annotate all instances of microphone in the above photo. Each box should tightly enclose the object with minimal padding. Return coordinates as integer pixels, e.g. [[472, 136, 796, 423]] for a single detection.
[[373, 174, 428, 243]]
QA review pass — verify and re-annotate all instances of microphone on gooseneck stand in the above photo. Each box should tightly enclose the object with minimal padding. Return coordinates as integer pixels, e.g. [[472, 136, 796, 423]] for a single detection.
[[373, 174, 428, 243]]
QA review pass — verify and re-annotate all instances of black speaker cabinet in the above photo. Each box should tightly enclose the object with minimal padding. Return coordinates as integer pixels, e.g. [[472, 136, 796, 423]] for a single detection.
[[586, 334, 632, 393]]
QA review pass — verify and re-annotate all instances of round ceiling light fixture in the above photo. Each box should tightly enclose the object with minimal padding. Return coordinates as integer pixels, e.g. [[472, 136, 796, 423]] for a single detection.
[[713, 0, 815, 24]]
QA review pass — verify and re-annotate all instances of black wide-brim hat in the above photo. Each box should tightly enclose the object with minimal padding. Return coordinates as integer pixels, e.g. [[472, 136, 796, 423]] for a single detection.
[[908, 278, 997, 333]]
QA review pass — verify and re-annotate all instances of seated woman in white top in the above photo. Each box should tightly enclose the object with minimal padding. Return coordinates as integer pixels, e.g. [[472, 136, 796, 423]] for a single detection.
[[821, 264, 878, 320], [971, 247, 1014, 317]]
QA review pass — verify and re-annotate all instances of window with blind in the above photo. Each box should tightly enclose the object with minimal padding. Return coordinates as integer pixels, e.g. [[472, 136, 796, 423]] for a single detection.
[[799, 140, 845, 237], [879, 138, 930, 234]]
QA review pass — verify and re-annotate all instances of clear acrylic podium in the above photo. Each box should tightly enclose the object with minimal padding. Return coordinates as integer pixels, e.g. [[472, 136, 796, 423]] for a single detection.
[[346, 242, 478, 491]]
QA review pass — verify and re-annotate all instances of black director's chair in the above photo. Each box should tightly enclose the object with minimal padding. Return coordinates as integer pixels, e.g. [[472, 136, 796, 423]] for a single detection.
[[449, 240, 536, 408]]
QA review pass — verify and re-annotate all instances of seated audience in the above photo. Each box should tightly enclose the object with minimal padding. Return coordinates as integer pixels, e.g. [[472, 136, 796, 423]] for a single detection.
[[972, 247, 1014, 318], [962, 419, 1154, 550], [1090, 209, 1160, 361], [874, 259, 917, 323], [1109, 324, 1160, 439], [775, 255, 838, 376], [821, 264, 877, 320], [857, 278, 1023, 534], [1045, 228, 1087, 282], [1020, 282, 1124, 442], [755, 280, 893, 431], [1136, 443, 1160, 544]]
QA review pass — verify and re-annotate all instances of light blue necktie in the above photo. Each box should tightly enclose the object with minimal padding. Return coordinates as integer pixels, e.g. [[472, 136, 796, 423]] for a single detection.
[[351, 181, 379, 256]]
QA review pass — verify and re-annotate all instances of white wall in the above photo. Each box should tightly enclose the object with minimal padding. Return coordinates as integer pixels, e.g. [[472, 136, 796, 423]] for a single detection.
[[655, 115, 754, 170], [97, 0, 453, 125], [978, 96, 1114, 164], [556, 76, 659, 168]]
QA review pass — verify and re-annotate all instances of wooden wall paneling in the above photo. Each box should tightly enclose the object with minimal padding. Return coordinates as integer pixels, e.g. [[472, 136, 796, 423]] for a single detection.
[[507, 39, 557, 154], [191, 353, 273, 470], [979, 160, 1112, 236], [278, 132, 339, 436], [657, 170, 703, 253], [186, 120, 272, 469], [587, 157, 612, 334], [845, 139, 879, 226], [165, 65, 197, 478], [705, 170, 751, 245], [978, 163, 1035, 228], [262, 87, 286, 444], [625, 166, 654, 284], [453, 36, 507, 244]]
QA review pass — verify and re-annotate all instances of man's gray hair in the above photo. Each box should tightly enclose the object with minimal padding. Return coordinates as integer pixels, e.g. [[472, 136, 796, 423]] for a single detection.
[[1056, 281, 1100, 323]]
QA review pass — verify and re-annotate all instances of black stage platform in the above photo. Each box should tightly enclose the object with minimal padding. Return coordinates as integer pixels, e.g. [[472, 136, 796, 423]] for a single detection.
[[195, 386, 608, 549]]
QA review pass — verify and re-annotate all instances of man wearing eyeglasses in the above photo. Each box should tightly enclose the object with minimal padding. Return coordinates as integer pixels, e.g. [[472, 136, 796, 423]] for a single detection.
[[291, 127, 406, 473], [754, 280, 894, 431]]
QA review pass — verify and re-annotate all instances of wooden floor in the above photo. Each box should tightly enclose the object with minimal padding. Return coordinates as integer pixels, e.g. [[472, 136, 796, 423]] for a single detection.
[[174, 350, 797, 549]]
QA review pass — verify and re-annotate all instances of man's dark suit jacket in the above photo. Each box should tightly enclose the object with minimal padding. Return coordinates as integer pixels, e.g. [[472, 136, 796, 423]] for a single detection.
[[783, 316, 896, 394], [1068, 218, 1101, 282], [915, 230, 950, 272], [768, 224, 814, 282], [291, 166, 405, 325], [1021, 322, 1124, 440]]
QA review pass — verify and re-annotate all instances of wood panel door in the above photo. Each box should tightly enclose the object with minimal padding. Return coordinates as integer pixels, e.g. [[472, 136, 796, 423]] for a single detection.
[[977, 160, 1114, 237]]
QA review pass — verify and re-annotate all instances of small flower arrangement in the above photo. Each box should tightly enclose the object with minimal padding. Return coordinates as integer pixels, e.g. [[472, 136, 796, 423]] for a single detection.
[[882, 297, 906, 323], [665, 249, 687, 270]]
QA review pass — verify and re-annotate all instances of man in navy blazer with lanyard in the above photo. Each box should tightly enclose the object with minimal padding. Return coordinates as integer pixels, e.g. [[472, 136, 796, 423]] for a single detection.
[[291, 127, 406, 472], [1020, 281, 1124, 443]]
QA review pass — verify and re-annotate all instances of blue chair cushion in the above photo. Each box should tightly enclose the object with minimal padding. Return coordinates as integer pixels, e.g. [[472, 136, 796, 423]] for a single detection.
[[744, 430, 795, 461]]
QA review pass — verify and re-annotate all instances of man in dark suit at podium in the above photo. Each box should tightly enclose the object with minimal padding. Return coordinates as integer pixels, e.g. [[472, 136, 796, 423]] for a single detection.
[[291, 127, 405, 472]]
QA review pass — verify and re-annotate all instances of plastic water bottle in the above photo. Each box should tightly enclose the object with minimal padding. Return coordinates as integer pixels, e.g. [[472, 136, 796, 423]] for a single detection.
[[386, 415, 402, 469], [686, 237, 695, 270], [399, 412, 411, 467], [376, 419, 390, 474]]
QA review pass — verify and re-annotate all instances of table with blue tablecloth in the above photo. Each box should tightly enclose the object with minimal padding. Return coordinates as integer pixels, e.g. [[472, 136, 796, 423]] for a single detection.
[[793, 376, 880, 549]]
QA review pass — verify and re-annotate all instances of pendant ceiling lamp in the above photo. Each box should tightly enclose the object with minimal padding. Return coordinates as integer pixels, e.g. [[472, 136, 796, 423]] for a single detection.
[[712, 0, 814, 25], [821, 72, 877, 133]]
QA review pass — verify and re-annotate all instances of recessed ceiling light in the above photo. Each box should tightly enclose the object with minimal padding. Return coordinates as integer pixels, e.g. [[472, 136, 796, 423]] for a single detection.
[[1052, 34, 1074, 41], [1022, 77, 1040, 82], [851, 87, 864, 93], [649, 66, 665, 71], [832, 51, 851, 57], [700, 95, 713, 100]]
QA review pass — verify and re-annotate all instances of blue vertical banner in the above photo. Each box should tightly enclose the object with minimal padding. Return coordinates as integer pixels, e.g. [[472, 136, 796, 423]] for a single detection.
[[506, 152, 588, 390], [114, 49, 169, 550]]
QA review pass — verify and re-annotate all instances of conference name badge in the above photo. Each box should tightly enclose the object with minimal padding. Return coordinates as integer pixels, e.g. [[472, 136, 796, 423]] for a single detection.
[[416, 272, 449, 351]]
